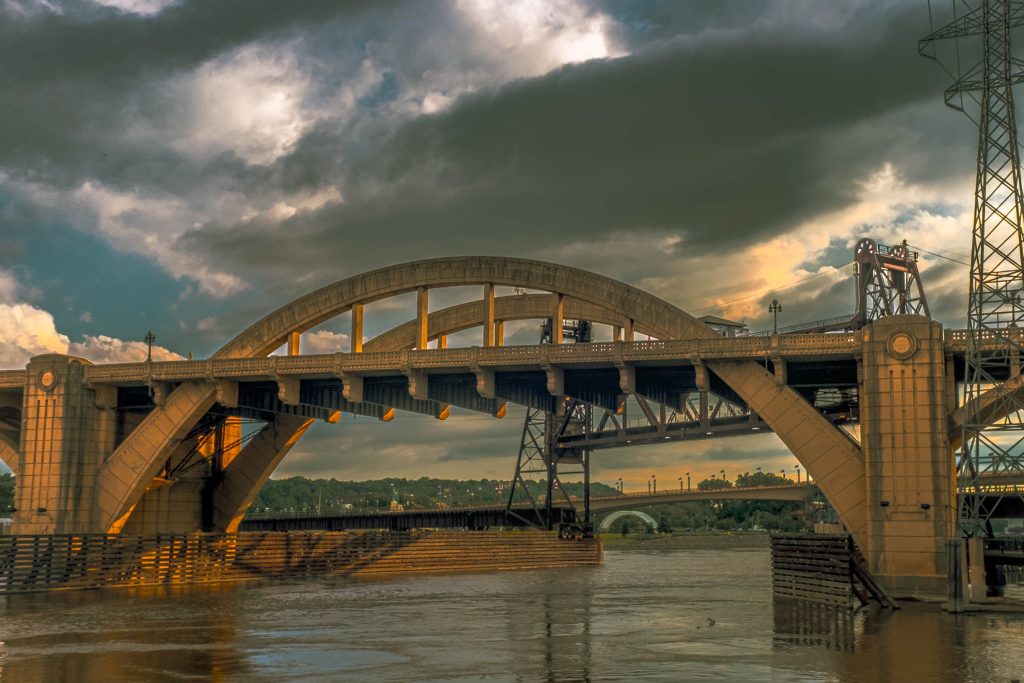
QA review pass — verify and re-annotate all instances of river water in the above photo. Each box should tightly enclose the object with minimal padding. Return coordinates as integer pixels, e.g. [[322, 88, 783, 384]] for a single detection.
[[1, 547, 1023, 682]]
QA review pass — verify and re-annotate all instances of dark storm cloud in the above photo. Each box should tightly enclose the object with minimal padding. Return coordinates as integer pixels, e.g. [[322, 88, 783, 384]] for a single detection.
[[181, 1, 957, 288], [590, 0, 784, 49], [0, 0, 388, 188]]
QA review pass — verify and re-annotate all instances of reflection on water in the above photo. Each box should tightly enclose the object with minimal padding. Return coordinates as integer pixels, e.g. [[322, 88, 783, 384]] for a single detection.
[[2, 548, 1023, 681], [773, 599, 860, 653]]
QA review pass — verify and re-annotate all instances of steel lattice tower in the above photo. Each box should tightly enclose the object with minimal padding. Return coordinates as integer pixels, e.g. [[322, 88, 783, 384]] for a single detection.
[[922, 0, 1024, 535], [506, 320, 592, 530]]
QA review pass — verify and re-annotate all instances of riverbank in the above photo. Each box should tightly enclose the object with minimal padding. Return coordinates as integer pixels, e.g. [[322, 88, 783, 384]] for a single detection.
[[599, 530, 770, 550]]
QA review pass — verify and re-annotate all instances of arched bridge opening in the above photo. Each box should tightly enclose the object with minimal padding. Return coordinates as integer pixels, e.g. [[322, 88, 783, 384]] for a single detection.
[[600, 510, 659, 532]]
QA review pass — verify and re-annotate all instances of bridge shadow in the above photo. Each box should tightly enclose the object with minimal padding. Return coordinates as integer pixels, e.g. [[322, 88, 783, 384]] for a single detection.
[[222, 530, 423, 582]]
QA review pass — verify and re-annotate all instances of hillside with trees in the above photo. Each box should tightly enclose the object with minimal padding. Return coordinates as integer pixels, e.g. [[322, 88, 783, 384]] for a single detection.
[[252, 476, 619, 515]]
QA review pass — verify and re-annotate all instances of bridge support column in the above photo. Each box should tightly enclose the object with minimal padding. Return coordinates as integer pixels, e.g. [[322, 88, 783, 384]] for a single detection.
[[483, 283, 495, 347], [551, 294, 564, 344], [13, 355, 117, 534], [351, 303, 364, 352], [860, 315, 954, 598], [416, 287, 429, 350]]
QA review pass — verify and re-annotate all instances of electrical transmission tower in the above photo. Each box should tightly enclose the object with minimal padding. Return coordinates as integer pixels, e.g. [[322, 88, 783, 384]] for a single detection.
[[921, 0, 1024, 535]]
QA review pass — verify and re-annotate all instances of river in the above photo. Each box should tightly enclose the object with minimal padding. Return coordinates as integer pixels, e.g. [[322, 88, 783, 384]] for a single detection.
[[1, 547, 1023, 682]]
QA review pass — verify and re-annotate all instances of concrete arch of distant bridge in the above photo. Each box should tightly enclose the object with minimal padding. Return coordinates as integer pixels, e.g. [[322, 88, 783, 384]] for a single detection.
[[600, 510, 659, 532], [81, 256, 864, 552]]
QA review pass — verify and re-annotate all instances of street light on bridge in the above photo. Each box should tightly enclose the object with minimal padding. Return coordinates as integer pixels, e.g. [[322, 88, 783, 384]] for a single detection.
[[720, 469, 726, 482], [144, 330, 156, 362], [769, 299, 782, 334], [795, 464, 801, 483], [686, 472, 691, 491]]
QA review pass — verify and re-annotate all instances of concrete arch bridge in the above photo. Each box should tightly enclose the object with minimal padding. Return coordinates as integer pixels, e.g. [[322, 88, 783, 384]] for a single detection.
[[600, 510, 658, 531], [0, 255, 986, 596]]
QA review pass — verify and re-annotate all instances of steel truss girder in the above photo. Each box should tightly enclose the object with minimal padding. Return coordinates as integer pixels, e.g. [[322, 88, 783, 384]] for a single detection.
[[560, 415, 768, 450]]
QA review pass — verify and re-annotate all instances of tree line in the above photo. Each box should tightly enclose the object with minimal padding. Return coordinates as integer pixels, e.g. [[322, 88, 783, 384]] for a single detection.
[[252, 476, 620, 514], [0, 470, 811, 532]]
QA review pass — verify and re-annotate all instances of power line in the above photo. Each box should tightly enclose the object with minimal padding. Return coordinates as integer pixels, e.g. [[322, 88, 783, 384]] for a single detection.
[[908, 243, 970, 266]]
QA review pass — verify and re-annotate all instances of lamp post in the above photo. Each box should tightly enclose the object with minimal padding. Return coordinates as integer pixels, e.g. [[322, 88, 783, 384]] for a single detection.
[[144, 330, 156, 362], [678, 476, 683, 492], [720, 468, 726, 482], [652, 474, 657, 493], [769, 299, 782, 335], [686, 472, 691, 491], [795, 464, 801, 483]]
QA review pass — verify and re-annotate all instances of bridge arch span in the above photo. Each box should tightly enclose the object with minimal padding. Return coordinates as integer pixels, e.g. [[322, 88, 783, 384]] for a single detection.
[[96, 257, 866, 545], [215, 256, 704, 358], [600, 510, 659, 531]]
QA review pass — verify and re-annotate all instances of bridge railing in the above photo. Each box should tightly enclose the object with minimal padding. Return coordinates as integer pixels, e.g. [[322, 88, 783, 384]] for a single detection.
[[747, 314, 857, 337]]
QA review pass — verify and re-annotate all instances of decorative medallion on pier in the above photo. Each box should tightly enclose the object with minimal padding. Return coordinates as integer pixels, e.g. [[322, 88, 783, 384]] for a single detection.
[[36, 368, 58, 391], [886, 332, 917, 361]]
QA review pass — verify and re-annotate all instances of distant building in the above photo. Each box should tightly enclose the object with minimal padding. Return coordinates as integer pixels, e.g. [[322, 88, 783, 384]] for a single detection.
[[696, 315, 748, 338]]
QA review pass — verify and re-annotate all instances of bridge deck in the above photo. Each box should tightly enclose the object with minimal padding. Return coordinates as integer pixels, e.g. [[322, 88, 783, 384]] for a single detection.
[[0, 330, 978, 390]]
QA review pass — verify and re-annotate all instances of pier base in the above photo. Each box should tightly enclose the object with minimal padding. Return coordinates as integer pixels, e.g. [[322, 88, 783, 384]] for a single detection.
[[0, 530, 602, 594]]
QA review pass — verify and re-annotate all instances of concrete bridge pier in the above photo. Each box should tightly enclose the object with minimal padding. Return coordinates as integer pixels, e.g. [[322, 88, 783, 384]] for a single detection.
[[13, 355, 112, 534], [10, 354, 243, 535], [859, 315, 955, 598]]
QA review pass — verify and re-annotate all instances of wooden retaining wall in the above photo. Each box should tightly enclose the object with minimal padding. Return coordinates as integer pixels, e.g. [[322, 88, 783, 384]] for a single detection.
[[0, 530, 602, 595], [770, 533, 852, 606]]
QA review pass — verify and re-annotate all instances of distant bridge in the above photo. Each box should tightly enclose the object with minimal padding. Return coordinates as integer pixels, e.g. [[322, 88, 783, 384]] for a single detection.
[[241, 483, 819, 531]]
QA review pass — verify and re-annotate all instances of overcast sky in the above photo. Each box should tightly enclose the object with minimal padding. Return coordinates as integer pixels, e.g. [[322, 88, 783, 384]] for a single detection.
[[0, 0, 983, 485]]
